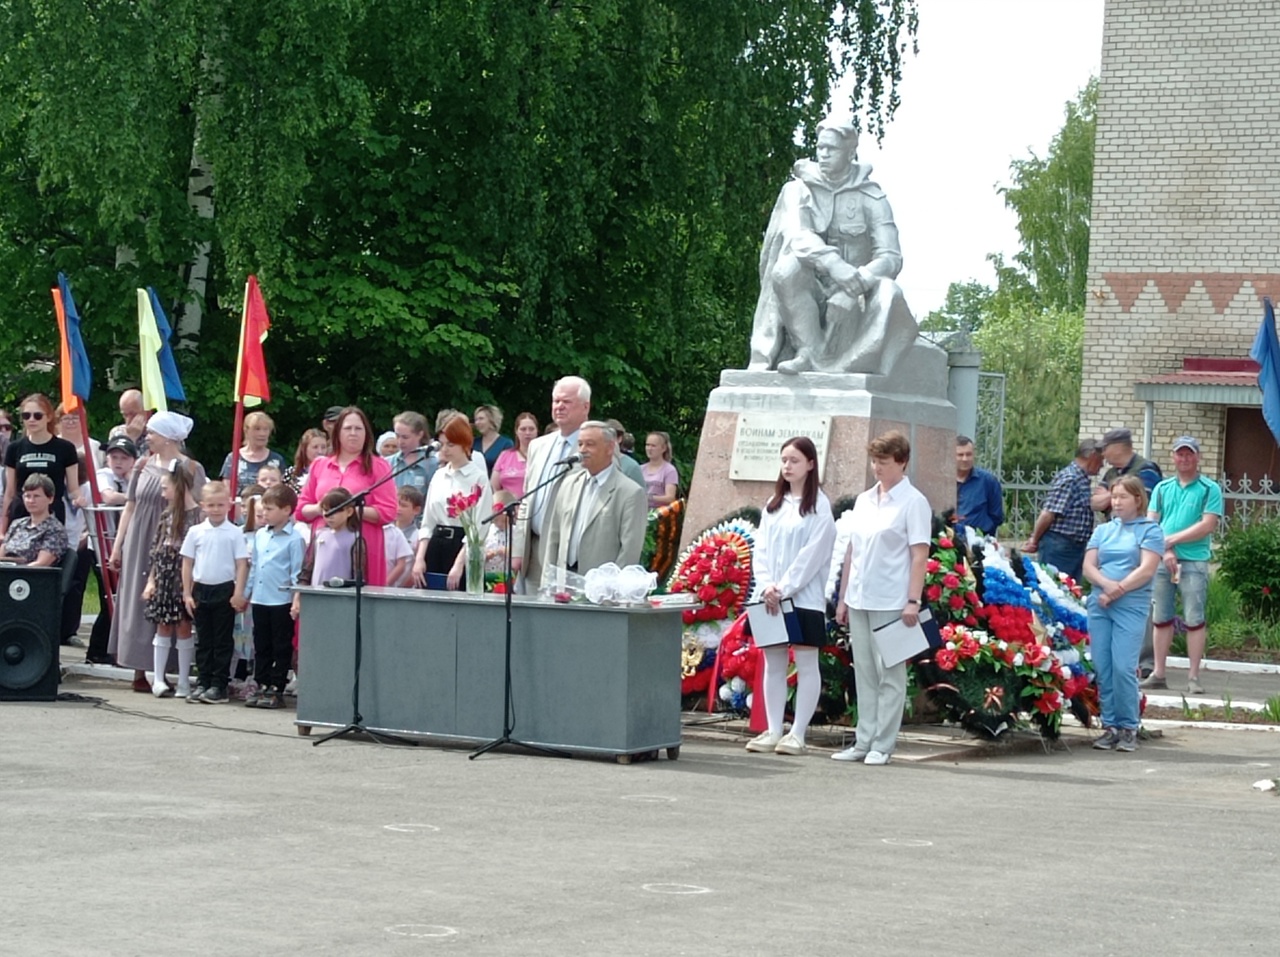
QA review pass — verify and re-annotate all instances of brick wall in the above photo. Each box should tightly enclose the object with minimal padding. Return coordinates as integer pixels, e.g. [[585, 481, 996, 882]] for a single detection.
[[1082, 0, 1280, 477]]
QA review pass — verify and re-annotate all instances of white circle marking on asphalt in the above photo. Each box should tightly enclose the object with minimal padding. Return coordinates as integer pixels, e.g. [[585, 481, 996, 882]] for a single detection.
[[621, 795, 678, 803], [384, 823, 441, 834], [641, 883, 712, 895], [385, 924, 458, 938], [881, 838, 932, 847]]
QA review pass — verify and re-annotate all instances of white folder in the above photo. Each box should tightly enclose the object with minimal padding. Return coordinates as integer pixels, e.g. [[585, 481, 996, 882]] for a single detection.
[[871, 610, 930, 667], [745, 599, 800, 647]]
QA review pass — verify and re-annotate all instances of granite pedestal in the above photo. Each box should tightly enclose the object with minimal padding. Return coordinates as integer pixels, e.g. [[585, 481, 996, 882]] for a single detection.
[[682, 342, 957, 547]]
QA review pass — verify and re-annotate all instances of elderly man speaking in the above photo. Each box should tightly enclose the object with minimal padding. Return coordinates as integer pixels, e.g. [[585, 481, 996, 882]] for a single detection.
[[541, 420, 648, 587]]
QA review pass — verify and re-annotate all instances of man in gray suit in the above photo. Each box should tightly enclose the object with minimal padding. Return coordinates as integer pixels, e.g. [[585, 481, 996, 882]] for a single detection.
[[541, 421, 648, 587], [513, 375, 591, 589]]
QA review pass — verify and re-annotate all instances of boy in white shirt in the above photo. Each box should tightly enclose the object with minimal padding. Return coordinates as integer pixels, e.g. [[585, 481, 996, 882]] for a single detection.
[[181, 482, 249, 704]]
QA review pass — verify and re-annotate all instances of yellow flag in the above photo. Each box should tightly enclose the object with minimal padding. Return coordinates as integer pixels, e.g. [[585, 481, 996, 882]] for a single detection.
[[138, 289, 167, 413]]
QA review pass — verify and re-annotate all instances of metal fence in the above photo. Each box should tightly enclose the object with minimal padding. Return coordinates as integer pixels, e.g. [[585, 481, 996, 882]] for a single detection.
[[991, 469, 1280, 543]]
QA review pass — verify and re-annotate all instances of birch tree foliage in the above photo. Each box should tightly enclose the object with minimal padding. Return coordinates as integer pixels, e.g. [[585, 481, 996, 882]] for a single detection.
[[0, 0, 918, 459]]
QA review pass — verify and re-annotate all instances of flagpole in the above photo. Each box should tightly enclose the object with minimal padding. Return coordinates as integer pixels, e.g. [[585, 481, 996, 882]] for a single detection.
[[52, 283, 114, 618], [76, 404, 115, 619], [228, 280, 251, 502]]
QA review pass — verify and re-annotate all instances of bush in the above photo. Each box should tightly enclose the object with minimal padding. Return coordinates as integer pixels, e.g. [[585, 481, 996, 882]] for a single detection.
[[1217, 518, 1280, 621]]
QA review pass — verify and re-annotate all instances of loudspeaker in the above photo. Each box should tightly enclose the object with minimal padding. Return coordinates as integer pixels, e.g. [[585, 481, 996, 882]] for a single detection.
[[0, 565, 62, 701]]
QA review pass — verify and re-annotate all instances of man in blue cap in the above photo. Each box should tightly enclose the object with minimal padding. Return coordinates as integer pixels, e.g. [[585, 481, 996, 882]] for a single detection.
[[1142, 435, 1223, 695]]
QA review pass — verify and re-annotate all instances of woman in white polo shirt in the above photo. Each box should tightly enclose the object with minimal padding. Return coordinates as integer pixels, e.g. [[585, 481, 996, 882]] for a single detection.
[[835, 431, 931, 765], [744, 436, 836, 756]]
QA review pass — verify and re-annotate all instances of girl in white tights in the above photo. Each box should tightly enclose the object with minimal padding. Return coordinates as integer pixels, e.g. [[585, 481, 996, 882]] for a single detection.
[[140, 464, 201, 697], [744, 436, 836, 756]]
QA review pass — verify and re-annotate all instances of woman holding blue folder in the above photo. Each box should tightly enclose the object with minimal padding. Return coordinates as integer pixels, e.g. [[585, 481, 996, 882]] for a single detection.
[[835, 431, 930, 765], [744, 436, 836, 756]]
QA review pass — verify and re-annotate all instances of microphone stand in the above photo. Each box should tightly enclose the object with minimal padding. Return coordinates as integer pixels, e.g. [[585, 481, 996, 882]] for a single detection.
[[470, 458, 576, 760], [312, 450, 432, 748]]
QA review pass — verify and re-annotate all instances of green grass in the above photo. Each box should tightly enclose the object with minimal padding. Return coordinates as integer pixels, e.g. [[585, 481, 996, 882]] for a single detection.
[[1195, 575, 1280, 655]]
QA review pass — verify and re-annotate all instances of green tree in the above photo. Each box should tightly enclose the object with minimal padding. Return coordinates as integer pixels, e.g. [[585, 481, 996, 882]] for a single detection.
[[921, 278, 994, 333], [973, 302, 1083, 474], [0, 1, 918, 467]]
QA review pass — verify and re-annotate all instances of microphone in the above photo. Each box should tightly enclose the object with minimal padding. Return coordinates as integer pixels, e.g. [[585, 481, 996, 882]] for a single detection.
[[323, 577, 363, 589], [416, 441, 440, 454], [558, 453, 582, 466]]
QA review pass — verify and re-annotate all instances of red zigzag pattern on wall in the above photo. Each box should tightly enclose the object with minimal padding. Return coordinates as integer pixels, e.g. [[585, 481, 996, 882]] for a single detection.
[[1103, 272, 1280, 313]]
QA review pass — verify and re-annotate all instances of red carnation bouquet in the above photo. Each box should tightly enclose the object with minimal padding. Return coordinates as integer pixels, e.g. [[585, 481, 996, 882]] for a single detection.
[[924, 528, 981, 626]]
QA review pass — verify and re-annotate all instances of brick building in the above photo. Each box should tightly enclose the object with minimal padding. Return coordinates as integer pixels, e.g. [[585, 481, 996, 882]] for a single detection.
[[1082, 0, 1280, 485]]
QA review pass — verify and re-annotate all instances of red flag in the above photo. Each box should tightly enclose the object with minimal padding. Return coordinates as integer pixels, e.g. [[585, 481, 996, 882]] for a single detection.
[[235, 276, 271, 406]]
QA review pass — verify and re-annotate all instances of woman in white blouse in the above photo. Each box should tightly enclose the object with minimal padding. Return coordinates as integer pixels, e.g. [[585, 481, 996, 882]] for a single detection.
[[744, 436, 836, 756], [835, 431, 931, 765], [412, 412, 493, 588]]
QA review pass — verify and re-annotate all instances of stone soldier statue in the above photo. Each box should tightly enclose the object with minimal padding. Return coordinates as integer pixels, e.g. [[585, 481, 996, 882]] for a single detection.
[[748, 115, 917, 375]]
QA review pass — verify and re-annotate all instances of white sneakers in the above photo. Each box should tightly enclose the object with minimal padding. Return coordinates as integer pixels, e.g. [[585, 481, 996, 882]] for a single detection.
[[831, 745, 869, 762], [774, 732, 807, 755], [745, 730, 808, 755], [744, 730, 782, 753], [750, 732, 891, 763], [831, 745, 890, 764]]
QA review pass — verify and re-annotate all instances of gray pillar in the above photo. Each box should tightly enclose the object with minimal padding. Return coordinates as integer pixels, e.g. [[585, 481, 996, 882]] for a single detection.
[[947, 340, 981, 441]]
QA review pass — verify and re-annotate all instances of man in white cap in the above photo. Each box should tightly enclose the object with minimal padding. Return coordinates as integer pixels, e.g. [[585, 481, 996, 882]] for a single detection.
[[1142, 436, 1223, 695]]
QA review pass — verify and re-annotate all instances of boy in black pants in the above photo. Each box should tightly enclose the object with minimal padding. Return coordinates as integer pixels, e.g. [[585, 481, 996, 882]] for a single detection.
[[180, 482, 248, 704], [244, 484, 305, 709]]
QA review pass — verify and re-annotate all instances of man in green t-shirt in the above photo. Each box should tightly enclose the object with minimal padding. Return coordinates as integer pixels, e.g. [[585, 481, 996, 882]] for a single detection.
[[1141, 436, 1223, 695]]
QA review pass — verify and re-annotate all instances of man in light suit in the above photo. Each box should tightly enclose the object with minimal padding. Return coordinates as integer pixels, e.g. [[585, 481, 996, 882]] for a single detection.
[[513, 375, 591, 589], [542, 421, 648, 587]]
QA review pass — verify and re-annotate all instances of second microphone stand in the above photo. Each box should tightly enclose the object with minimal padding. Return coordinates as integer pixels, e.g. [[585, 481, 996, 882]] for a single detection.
[[469, 458, 575, 760]]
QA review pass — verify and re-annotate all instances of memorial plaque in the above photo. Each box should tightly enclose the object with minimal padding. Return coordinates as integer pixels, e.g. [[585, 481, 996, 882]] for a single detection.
[[729, 414, 831, 481]]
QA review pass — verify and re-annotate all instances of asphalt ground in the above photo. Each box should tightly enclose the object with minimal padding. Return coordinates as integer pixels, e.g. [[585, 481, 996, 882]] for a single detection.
[[4, 667, 1279, 957]]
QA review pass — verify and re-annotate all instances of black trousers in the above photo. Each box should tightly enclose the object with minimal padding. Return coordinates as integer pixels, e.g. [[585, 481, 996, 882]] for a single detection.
[[192, 581, 236, 691], [251, 603, 294, 691], [85, 558, 113, 661], [60, 543, 93, 642]]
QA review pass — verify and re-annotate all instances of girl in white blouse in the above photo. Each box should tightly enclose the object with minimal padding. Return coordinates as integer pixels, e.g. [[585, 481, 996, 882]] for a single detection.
[[745, 436, 836, 756], [412, 413, 493, 588]]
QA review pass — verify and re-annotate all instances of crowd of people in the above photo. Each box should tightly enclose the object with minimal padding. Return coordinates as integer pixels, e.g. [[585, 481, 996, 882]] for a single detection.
[[1, 377, 1224, 757], [0, 380, 682, 709]]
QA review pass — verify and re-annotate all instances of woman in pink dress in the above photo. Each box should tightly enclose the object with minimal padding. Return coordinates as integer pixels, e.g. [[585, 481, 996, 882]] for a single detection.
[[296, 406, 396, 586], [489, 411, 538, 501]]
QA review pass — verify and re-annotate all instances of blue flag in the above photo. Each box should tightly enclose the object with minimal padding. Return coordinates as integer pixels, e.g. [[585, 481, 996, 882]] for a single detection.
[[148, 287, 186, 402], [57, 273, 93, 401], [1251, 297, 1280, 446]]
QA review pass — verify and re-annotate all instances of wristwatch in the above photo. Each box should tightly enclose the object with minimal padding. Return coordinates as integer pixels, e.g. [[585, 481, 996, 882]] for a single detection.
[[907, 598, 920, 606]]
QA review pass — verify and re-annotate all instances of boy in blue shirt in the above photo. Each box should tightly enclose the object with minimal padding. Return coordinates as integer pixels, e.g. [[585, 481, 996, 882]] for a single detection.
[[244, 484, 306, 709]]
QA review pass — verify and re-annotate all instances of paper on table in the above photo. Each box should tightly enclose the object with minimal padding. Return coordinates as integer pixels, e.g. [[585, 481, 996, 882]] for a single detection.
[[745, 598, 802, 647], [871, 610, 930, 667]]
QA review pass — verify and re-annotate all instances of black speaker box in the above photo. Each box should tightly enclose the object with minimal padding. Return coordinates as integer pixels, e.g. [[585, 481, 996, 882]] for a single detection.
[[0, 565, 62, 701]]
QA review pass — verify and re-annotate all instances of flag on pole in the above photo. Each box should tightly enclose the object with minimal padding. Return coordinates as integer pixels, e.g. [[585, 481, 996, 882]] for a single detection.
[[52, 272, 93, 411], [1252, 297, 1280, 446], [235, 276, 271, 408], [138, 287, 187, 413], [138, 289, 167, 412]]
